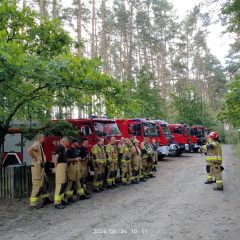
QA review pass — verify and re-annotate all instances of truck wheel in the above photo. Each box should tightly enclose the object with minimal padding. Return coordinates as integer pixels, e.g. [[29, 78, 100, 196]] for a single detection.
[[158, 154, 165, 161], [177, 149, 183, 156], [193, 148, 199, 153]]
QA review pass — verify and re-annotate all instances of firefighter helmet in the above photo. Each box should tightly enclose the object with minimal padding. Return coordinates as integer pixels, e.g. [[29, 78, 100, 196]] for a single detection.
[[209, 132, 219, 140]]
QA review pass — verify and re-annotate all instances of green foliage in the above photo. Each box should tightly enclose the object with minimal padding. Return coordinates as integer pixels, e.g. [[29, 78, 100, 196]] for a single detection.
[[43, 121, 78, 137], [218, 75, 240, 127], [222, 0, 240, 33], [0, 0, 125, 163], [106, 67, 166, 119], [170, 86, 216, 127], [22, 121, 78, 141], [0, 0, 120, 127]]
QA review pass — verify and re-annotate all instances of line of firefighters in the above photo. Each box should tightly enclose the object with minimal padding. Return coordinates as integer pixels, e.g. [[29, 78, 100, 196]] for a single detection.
[[28, 130, 224, 209], [27, 135, 158, 209]]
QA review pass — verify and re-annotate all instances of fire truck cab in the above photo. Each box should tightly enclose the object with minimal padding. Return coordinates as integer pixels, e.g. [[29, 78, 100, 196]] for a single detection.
[[1, 121, 40, 166], [190, 125, 206, 152], [116, 118, 169, 160], [153, 120, 180, 157], [168, 123, 190, 155], [2, 128, 32, 166], [44, 117, 122, 162]]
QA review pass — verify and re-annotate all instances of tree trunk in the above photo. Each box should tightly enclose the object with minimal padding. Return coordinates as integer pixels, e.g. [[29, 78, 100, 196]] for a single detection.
[[52, 0, 58, 19], [76, 0, 83, 57], [38, 0, 45, 16], [22, 0, 27, 8], [91, 0, 96, 58], [100, 0, 108, 73], [127, 1, 133, 80]]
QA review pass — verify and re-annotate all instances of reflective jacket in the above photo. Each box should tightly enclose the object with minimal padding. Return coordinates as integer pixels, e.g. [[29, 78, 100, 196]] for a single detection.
[[105, 144, 118, 162], [202, 139, 222, 163], [140, 142, 154, 159], [91, 144, 106, 165], [118, 143, 131, 162]]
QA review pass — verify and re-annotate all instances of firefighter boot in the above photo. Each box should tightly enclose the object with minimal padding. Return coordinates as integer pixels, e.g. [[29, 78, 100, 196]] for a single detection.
[[213, 163, 223, 191], [55, 203, 65, 209], [31, 201, 43, 209]]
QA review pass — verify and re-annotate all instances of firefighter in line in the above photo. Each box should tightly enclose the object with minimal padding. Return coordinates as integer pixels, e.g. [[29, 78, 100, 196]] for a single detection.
[[141, 137, 155, 178], [65, 139, 79, 202], [130, 138, 142, 184], [118, 137, 133, 184], [53, 137, 69, 209], [105, 137, 119, 188], [91, 138, 106, 192], [28, 133, 52, 209], [77, 138, 90, 199], [151, 138, 158, 172], [201, 132, 223, 191]]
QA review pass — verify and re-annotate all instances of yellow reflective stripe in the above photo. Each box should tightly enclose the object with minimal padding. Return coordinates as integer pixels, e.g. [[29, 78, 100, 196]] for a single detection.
[[96, 159, 105, 164], [216, 180, 223, 184], [207, 176, 213, 180], [107, 178, 113, 184], [61, 193, 65, 200], [93, 182, 100, 187], [41, 193, 50, 199], [66, 191, 73, 197], [206, 156, 222, 161], [77, 188, 85, 195], [121, 177, 127, 183], [30, 197, 40, 203], [54, 195, 62, 202]]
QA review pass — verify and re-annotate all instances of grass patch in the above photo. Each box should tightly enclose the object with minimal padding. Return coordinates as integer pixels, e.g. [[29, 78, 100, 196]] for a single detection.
[[235, 144, 240, 159]]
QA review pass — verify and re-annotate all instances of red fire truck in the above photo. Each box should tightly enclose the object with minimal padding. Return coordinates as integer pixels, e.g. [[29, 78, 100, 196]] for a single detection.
[[116, 118, 169, 160], [153, 120, 180, 157], [1, 121, 40, 166], [1, 118, 122, 165], [189, 125, 206, 152], [44, 117, 122, 162], [168, 123, 190, 155]]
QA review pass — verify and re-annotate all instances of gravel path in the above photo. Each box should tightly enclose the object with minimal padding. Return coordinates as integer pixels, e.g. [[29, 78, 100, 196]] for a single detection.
[[0, 145, 240, 240]]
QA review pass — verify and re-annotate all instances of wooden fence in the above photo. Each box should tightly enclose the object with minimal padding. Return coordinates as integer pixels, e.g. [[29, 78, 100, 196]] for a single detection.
[[0, 165, 32, 198]]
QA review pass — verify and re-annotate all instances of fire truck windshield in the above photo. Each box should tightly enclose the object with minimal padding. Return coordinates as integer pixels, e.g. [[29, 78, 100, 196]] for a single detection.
[[94, 121, 121, 136], [161, 125, 171, 136], [190, 128, 204, 136], [143, 123, 158, 137], [173, 127, 184, 134]]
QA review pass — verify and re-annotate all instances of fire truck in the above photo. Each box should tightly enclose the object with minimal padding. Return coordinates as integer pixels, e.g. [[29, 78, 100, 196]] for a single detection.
[[2, 118, 122, 166], [189, 125, 206, 152], [153, 120, 180, 157], [116, 118, 169, 160], [1, 121, 39, 166], [44, 117, 122, 162], [168, 123, 190, 155]]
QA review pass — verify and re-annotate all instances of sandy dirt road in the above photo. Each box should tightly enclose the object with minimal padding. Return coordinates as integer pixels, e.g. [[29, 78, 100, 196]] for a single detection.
[[0, 145, 240, 240]]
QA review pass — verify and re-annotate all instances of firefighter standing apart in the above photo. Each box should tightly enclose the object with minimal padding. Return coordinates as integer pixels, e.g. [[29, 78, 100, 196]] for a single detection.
[[53, 137, 69, 209], [91, 138, 106, 192], [201, 132, 223, 191], [28, 134, 51, 209]]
